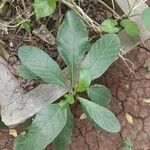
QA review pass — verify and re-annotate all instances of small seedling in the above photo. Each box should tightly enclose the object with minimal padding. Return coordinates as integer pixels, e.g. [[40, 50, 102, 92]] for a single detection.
[[123, 138, 133, 150], [13, 18, 31, 32], [14, 11, 121, 150], [100, 19, 119, 33], [99, 7, 150, 37], [121, 7, 150, 36], [120, 18, 140, 36], [33, 0, 150, 38]]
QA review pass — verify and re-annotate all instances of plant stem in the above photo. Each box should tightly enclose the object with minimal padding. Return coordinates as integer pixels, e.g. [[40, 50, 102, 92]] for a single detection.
[[127, 0, 138, 16], [59, 0, 101, 33], [120, 12, 141, 19], [59, 0, 136, 75], [111, 0, 116, 17], [127, 0, 147, 17], [111, 0, 115, 11], [21, 0, 26, 11], [118, 53, 135, 73], [59, 0, 122, 32], [126, 0, 131, 12], [97, 0, 121, 19], [0, 0, 7, 11], [129, 13, 141, 17]]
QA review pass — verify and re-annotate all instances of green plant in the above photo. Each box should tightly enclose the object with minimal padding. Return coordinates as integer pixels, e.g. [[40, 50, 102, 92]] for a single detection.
[[14, 10, 121, 150], [123, 138, 133, 150], [120, 7, 150, 37], [120, 6, 150, 36], [13, 18, 31, 32], [99, 6, 150, 37], [34, 0, 56, 19], [33, 0, 150, 36], [99, 19, 119, 33], [120, 18, 140, 36]]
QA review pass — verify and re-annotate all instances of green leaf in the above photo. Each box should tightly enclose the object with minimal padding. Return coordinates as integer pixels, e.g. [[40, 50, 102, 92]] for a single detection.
[[76, 80, 90, 92], [13, 18, 31, 32], [87, 84, 111, 107], [14, 104, 67, 150], [123, 138, 133, 150], [64, 94, 74, 104], [17, 64, 37, 80], [81, 34, 120, 80], [23, 119, 33, 130], [21, 21, 31, 32], [141, 8, 150, 31], [34, 0, 56, 19], [57, 11, 88, 85], [100, 19, 119, 33], [18, 46, 66, 87], [54, 106, 74, 150], [78, 97, 121, 133], [120, 19, 140, 36], [76, 69, 91, 92]]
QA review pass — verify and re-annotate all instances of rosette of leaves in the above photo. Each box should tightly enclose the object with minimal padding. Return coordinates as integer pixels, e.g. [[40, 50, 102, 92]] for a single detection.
[[14, 11, 121, 150]]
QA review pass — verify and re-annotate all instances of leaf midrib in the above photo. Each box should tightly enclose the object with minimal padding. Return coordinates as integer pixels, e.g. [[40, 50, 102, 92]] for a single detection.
[[87, 37, 117, 74], [23, 63, 65, 87], [34, 106, 66, 131]]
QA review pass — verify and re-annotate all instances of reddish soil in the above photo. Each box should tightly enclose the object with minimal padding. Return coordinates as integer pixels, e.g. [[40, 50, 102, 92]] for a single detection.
[[1, 42, 150, 150], [0, 130, 13, 150]]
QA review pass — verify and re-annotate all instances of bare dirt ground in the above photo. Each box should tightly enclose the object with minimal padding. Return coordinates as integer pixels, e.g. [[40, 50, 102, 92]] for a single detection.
[[0, 42, 150, 150]]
